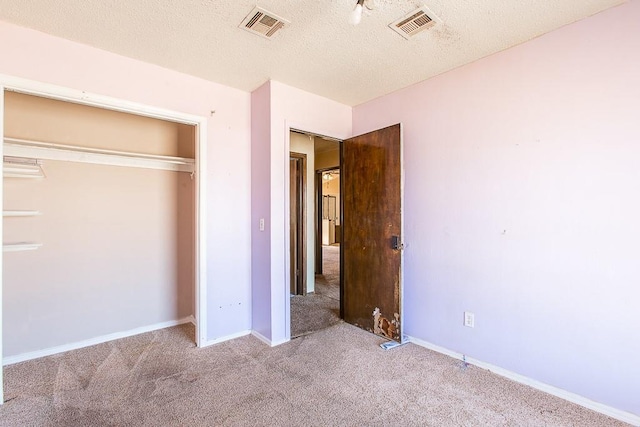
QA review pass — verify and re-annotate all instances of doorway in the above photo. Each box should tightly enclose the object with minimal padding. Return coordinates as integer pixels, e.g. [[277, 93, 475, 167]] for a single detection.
[[316, 167, 341, 315], [289, 130, 342, 338], [317, 168, 340, 273], [286, 124, 404, 344]]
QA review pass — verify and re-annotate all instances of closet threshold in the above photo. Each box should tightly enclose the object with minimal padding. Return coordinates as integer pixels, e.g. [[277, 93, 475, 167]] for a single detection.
[[4, 137, 195, 173]]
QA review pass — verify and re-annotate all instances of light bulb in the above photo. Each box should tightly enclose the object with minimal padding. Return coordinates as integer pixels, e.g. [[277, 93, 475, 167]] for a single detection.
[[349, 3, 363, 25]]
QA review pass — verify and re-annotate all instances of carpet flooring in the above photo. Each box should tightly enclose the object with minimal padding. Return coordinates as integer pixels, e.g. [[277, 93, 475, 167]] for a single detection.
[[290, 245, 341, 338], [0, 322, 628, 426]]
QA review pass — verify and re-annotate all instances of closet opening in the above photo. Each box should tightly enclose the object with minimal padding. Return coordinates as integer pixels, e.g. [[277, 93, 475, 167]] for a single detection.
[[1, 88, 204, 375]]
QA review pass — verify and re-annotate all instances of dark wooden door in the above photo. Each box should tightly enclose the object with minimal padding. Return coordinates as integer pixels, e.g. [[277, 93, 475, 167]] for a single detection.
[[341, 124, 403, 342], [290, 153, 306, 295]]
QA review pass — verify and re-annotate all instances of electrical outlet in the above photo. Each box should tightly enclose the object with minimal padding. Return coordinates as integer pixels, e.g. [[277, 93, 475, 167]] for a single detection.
[[259, 218, 265, 231], [464, 311, 475, 328]]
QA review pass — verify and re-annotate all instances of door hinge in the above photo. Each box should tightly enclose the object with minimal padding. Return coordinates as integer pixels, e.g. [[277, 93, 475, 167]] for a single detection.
[[391, 235, 404, 251]]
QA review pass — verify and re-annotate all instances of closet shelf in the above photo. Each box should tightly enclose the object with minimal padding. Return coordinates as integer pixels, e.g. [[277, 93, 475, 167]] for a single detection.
[[4, 137, 195, 173], [3, 162, 45, 179], [3, 210, 42, 217], [3, 243, 43, 252]]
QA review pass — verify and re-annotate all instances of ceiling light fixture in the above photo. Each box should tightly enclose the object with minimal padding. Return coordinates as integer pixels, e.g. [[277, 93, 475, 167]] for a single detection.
[[349, 0, 365, 25], [322, 171, 339, 182]]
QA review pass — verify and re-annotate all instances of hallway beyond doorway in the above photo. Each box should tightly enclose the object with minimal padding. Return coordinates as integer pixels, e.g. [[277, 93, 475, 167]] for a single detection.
[[290, 245, 340, 338]]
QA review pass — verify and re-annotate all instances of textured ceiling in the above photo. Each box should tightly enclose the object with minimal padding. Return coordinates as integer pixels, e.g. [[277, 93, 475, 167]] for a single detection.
[[0, 0, 625, 106]]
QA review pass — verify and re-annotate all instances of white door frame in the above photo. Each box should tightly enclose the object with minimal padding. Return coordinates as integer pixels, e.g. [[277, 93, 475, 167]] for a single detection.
[[283, 122, 347, 342], [0, 74, 208, 403]]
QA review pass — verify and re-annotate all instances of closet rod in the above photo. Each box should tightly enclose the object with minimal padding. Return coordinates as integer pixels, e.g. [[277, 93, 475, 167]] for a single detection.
[[3, 137, 195, 173]]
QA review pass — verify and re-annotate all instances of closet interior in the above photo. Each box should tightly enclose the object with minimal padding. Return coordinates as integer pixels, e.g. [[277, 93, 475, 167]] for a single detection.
[[2, 91, 196, 360]]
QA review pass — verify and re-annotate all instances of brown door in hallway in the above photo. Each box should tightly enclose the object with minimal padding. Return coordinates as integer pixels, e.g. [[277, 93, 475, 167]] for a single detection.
[[341, 124, 403, 342], [290, 153, 306, 295]]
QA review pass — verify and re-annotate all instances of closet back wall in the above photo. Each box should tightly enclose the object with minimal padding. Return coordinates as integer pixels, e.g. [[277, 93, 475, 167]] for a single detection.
[[3, 92, 195, 358]]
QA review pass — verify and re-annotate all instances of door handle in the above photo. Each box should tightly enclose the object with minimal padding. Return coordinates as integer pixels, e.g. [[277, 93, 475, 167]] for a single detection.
[[391, 235, 403, 250]]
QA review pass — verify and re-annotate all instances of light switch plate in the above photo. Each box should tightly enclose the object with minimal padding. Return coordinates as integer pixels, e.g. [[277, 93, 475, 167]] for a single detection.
[[464, 311, 475, 328]]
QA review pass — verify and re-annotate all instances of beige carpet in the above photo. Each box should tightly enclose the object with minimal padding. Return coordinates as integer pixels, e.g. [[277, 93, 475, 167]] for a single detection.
[[290, 245, 341, 338], [317, 244, 340, 301], [0, 322, 629, 426]]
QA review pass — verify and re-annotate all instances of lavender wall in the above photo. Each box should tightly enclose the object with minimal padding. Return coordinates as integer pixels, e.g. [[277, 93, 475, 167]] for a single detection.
[[0, 21, 252, 343], [353, 1, 640, 416], [251, 82, 272, 339]]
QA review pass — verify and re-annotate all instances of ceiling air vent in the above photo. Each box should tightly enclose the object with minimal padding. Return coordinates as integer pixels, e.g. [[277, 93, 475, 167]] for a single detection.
[[239, 6, 289, 39], [389, 6, 439, 40]]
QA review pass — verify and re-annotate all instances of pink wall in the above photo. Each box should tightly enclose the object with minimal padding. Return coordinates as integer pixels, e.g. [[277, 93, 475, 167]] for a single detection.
[[353, 1, 639, 416], [0, 21, 252, 343]]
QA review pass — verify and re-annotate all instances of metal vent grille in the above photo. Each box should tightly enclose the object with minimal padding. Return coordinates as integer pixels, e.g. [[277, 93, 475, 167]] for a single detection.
[[240, 7, 289, 39], [389, 7, 439, 40]]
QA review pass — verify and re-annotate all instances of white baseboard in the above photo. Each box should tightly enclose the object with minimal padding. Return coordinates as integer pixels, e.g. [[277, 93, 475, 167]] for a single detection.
[[250, 330, 289, 347], [3, 316, 196, 366], [270, 338, 289, 347], [251, 330, 272, 346], [407, 335, 640, 427], [198, 330, 251, 348]]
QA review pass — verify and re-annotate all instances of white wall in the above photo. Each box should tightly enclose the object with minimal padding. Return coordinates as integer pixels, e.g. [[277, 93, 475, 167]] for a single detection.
[[290, 132, 315, 293], [353, 1, 640, 418], [0, 20, 252, 344]]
